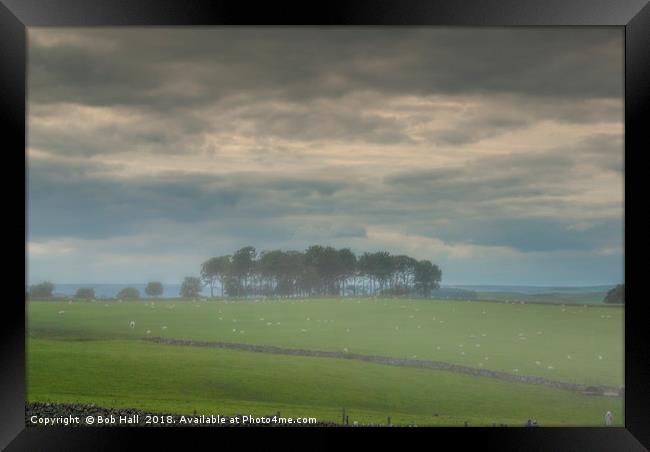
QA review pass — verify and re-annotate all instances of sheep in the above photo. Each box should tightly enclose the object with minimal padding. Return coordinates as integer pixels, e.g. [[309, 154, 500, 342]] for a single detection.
[[146, 330, 151, 335], [58, 310, 65, 315], [129, 320, 135, 329], [162, 326, 167, 330]]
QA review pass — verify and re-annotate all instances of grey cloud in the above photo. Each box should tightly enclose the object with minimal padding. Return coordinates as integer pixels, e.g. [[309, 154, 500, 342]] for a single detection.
[[29, 28, 622, 110]]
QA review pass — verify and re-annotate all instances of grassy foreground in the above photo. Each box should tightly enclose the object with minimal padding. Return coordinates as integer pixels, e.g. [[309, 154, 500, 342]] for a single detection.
[[27, 338, 622, 426], [27, 298, 624, 426]]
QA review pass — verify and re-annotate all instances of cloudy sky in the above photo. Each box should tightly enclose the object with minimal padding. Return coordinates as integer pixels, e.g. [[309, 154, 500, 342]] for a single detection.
[[27, 27, 624, 286]]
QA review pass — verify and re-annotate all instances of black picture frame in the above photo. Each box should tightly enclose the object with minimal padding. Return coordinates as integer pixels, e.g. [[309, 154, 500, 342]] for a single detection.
[[2, 0, 648, 450]]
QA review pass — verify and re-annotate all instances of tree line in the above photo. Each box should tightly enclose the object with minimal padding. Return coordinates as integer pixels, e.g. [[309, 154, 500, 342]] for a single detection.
[[26, 245, 442, 300], [26, 280, 201, 300], [201, 245, 442, 298]]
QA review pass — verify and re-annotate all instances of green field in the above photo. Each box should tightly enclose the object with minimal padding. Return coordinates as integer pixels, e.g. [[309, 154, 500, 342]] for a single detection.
[[27, 298, 624, 426]]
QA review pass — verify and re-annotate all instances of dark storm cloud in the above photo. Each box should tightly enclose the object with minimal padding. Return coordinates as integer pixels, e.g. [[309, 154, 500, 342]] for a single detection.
[[29, 28, 622, 109], [413, 218, 623, 253], [27, 158, 352, 240]]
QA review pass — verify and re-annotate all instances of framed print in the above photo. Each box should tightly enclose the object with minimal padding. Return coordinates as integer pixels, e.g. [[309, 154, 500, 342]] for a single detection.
[[1, 0, 648, 450]]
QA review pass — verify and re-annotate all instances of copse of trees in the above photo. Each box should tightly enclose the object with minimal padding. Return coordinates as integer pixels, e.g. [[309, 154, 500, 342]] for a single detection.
[[145, 281, 164, 297], [200, 245, 442, 298], [74, 287, 95, 299], [604, 284, 624, 304], [29, 281, 55, 298]]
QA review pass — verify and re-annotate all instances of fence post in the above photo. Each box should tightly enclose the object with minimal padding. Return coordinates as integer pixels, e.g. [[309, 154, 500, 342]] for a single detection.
[[387, 416, 391, 426], [342, 408, 346, 425]]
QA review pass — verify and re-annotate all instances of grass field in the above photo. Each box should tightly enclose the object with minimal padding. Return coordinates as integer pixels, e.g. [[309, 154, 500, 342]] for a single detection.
[[27, 297, 624, 426]]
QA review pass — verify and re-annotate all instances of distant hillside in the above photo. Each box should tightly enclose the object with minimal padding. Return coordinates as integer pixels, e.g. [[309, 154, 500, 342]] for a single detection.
[[447, 284, 616, 295]]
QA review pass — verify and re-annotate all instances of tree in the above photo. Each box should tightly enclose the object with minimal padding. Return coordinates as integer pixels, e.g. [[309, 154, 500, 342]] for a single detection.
[[180, 276, 203, 298], [414, 260, 442, 297], [145, 281, 163, 298], [231, 247, 256, 296], [117, 287, 140, 300], [604, 284, 624, 304], [29, 281, 55, 298], [74, 287, 95, 299], [201, 256, 231, 297]]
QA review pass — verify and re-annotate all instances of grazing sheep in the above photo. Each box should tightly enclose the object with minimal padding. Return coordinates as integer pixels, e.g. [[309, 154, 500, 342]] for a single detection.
[[146, 330, 151, 334], [129, 321, 135, 329], [58, 310, 65, 315], [162, 326, 167, 330], [343, 347, 348, 353]]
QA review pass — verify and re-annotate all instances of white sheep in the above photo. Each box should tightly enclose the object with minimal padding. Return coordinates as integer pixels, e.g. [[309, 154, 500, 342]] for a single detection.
[[58, 310, 65, 315], [129, 320, 135, 329]]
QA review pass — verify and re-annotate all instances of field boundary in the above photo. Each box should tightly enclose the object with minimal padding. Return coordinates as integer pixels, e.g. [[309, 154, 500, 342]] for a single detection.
[[142, 337, 623, 396]]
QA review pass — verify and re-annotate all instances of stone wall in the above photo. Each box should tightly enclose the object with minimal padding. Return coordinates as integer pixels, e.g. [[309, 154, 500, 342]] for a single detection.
[[143, 336, 623, 396]]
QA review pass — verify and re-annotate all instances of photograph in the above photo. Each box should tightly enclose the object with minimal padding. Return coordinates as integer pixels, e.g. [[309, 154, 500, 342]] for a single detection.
[[24, 26, 625, 428]]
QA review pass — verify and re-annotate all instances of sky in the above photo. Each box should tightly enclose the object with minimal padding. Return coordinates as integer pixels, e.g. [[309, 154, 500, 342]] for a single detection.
[[26, 27, 624, 286]]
